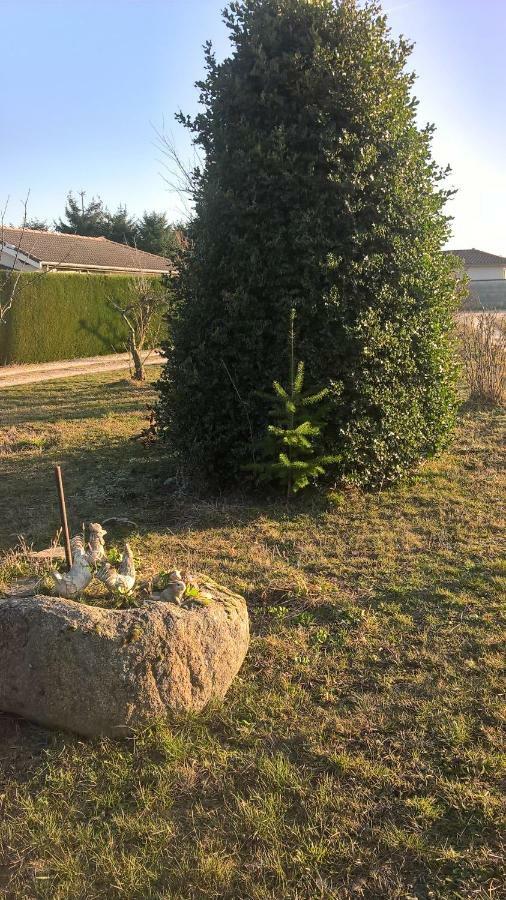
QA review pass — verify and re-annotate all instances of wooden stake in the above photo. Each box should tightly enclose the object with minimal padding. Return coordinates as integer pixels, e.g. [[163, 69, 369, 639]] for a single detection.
[[54, 465, 72, 570]]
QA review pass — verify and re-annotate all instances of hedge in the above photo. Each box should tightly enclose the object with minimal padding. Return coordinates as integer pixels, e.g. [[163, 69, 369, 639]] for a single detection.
[[0, 272, 167, 365]]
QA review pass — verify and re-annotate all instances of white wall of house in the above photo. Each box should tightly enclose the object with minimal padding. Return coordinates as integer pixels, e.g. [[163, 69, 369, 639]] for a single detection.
[[466, 265, 506, 281], [0, 244, 41, 271]]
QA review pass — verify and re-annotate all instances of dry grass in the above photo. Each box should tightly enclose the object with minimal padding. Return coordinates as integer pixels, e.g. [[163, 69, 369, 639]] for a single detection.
[[0, 368, 505, 899], [458, 311, 506, 406]]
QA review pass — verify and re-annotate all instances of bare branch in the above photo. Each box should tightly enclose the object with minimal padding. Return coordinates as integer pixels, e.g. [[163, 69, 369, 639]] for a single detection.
[[153, 126, 201, 221], [0, 193, 32, 325], [1, 191, 83, 327]]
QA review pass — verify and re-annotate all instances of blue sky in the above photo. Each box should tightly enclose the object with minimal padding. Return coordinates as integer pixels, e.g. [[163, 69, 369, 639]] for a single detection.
[[1, 0, 504, 253]]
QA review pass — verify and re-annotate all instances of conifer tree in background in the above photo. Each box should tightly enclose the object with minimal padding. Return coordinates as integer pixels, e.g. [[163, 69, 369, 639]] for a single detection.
[[137, 212, 181, 257], [155, 0, 460, 489], [23, 218, 49, 231], [107, 205, 138, 246], [55, 191, 109, 237], [137, 212, 169, 255], [54, 193, 180, 256]]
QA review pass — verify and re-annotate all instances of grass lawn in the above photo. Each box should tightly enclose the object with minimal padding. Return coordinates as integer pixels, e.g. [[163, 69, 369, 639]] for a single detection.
[[0, 369, 504, 899]]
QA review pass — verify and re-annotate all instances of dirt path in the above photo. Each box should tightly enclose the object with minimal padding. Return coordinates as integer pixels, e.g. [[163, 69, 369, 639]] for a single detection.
[[0, 350, 164, 388]]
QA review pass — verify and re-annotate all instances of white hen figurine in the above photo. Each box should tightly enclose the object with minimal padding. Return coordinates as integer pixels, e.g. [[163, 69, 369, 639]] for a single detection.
[[97, 543, 136, 595], [52, 534, 93, 598]]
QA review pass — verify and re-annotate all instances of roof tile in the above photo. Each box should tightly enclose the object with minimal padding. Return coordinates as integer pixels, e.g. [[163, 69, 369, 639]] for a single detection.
[[445, 248, 506, 267], [0, 227, 172, 273]]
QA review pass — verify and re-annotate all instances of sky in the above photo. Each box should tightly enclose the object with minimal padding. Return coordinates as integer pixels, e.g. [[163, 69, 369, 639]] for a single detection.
[[1, 0, 504, 253]]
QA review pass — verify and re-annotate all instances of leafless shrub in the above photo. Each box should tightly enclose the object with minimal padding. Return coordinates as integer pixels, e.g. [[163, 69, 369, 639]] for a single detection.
[[153, 125, 201, 222], [108, 269, 168, 381], [458, 311, 506, 405]]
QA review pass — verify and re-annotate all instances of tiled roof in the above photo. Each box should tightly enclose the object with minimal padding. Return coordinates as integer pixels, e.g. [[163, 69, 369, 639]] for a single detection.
[[0, 227, 173, 273], [445, 248, 506, 267]]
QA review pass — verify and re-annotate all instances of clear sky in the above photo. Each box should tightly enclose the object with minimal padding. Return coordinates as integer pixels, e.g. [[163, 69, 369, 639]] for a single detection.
[[1, 0, 504, 253]]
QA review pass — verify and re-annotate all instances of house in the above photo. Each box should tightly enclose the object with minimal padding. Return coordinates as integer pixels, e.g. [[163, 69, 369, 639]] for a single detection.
[[0, 227, 173, 275], [0, 242, 41, 272], [447, 248, 506, 282], [445, 248, 506, 310]]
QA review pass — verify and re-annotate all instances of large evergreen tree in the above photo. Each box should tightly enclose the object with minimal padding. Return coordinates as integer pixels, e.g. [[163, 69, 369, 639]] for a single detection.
[[157, 0, 459, 487]]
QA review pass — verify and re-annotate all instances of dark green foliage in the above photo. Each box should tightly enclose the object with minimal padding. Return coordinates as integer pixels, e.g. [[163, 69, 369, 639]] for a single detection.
[[107, 205, 138, 246], [54, 192, 180, 257], [137, 211, 182, 258], [157, 0, 460, 487], [0, 272, 167, 364], [55, 191, 109, 237], [23, 218, 49, 231]]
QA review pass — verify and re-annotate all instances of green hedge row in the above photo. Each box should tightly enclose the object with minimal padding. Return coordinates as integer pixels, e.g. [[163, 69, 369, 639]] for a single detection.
[[0, 272, 167, 365]]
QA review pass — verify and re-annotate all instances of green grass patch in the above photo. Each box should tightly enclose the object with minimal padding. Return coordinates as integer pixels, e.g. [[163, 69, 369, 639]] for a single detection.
[[0, 371, 504, 898]]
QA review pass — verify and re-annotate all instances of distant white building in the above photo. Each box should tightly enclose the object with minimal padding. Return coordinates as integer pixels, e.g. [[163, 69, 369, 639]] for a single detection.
[[445, 249, 506, 310], [0, 242, 41, 272], [447, 248, 506, 282]]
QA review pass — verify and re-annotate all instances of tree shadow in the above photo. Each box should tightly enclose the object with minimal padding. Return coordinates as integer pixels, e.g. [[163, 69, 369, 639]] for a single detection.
[[0, 713, 57, 782], [0, 428, 283, 549], [0, 377, 154, 427], [77, 316, 128, 356], [369, 558, 503, 618]]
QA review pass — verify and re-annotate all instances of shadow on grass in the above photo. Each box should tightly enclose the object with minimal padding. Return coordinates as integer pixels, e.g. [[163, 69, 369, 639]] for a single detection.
[[0, 436, 169, 549], [0, 428, 286, 549], [0, 377, 153, 426], [0, 713, 57, 781], [369, 558, 504, 615]]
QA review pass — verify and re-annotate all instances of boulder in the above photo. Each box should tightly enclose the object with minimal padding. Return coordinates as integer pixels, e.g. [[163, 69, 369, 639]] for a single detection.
[[0, 579, 249, 737]]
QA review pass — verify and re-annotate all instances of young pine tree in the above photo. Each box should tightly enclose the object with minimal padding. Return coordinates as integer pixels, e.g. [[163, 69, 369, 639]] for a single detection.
[[248, 311, 340, 496], [157, 0, 460, 488]]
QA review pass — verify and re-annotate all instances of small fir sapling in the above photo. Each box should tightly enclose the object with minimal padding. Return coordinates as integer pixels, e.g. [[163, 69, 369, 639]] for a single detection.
[[247, 310, 341, 496]]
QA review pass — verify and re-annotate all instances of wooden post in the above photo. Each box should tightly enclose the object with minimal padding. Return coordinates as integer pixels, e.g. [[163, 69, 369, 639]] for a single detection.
[[54, 465, 72, 570]]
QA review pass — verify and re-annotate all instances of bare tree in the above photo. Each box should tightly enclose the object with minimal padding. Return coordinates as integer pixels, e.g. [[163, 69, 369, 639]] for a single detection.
[[0, 193, 32, 326], [108, 269, 169, 381]]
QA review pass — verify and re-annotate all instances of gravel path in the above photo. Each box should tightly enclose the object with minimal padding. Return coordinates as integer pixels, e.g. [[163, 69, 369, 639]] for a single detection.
[[0, 350, 164, 388]]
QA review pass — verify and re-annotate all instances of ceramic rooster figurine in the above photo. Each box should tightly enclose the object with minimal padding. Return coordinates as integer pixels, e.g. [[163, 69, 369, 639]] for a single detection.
[[52, 534, 93, 598], [96, 543, 136, 595]]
